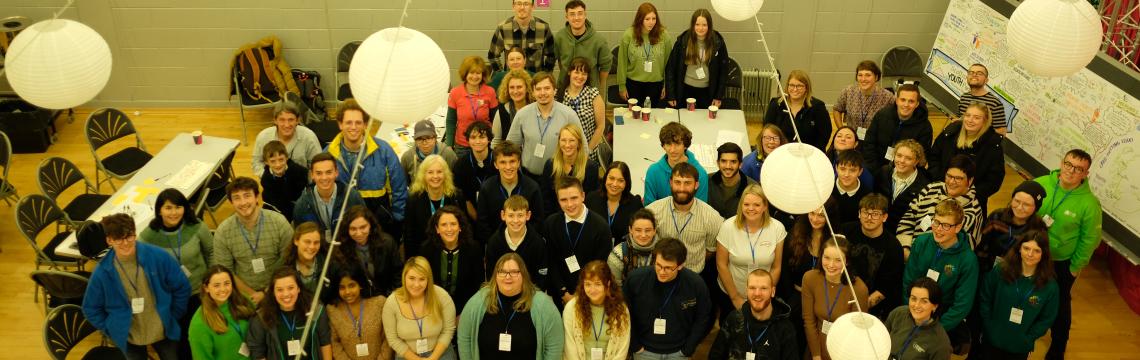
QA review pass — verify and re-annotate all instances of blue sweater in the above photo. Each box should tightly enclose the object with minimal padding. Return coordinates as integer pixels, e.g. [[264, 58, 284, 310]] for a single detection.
[[83, 242, 192, 351], [643, 150, 709, 205], [326, 134, 408, 220]]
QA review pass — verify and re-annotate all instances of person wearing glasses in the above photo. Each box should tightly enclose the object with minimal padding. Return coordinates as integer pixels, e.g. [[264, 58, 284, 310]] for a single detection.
[[895, 155, 983, 259], [740, 124, 787, 183], [84, 213, 192, 360], [446, 57, 499, 158], [885, 277, 951, 360], [458, 253, 564, 360], [954, 64, 1007, 135], [622, 237, 711, 359], [928, 102, 1005, 216], [839, 193, 904, 320], [382, 256, 458, 360], [1033, 149, 1101, 360], [488, 0, 556, 73], [764, 70, 832, 152], [402, 120, 459, 182], [974, 180, 1049, 275], [901, 199, 979, 353]]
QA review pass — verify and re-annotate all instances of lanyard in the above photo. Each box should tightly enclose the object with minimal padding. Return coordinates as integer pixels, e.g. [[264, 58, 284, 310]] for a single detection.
[[227, 313, 244, 336], [239, 214, 264, 254], [643, 42, 653, 60], [280, 312, 298, 339], [410, 300, 426, 338], [168, 226, 184, 263], [592, 311, 606, 342], [657, 283, 679, 317], [537, 113, 554, 140], [565, 219, 586, 250], [670, 205, 693, 235], [429, 197, 446, 215], [896, 319, 928, 358], [823, 281, 846, 319], [468, 94, 482, 122], [744, 223, 765, 265], [1004, 227, 1018, 250], [1015, 280, 1035, 306], [344, 301, 365, 338], [745, 320, 770, 350], [114, 256, 142, 294], [1047, 178, 1075, 215], [607, 202, 618, 226], [497, 295, 519, 334]]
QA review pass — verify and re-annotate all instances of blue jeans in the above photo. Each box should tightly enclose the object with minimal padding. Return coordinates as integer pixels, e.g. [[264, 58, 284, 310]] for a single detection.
[[123, 338, 178, 360], [634, 349, 687, 360]]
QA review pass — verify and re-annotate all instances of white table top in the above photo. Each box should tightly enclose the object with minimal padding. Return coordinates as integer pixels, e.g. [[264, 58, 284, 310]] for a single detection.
[[613, 108, 750, 197], [55, 133, 240, 258], [375, 105, 448, 156]]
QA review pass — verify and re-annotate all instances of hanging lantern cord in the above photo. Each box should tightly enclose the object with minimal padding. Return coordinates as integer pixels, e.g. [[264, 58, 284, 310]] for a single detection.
[[0, 0, 75, 79]]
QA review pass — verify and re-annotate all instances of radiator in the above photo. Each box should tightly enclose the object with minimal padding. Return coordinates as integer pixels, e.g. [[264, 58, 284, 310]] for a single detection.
[[735, 69, 779, 120]]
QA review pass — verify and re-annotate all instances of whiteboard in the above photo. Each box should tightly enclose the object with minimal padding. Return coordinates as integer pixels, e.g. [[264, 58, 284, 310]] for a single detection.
[[924, 0, 1140, 240]]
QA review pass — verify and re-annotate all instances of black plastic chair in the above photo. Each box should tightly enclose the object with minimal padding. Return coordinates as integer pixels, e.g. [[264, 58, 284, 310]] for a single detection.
[[44, 304, 125, 360], [720, 57, 743, 110], [84, 108, 153, 192], [605, 45, 624, 107], [15, 194, 85, 271], [880, 46, 924, 92], [232, 66, 282, 144], [336, 41, 362, 101], [30, 270, 89, 314], [192, 151, 236, 225], [37, 157, 110, 228], [0, 130, 17, 206]]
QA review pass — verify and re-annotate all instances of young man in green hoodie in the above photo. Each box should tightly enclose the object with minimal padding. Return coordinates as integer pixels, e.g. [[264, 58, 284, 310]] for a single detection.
[[553, 0, 611, 89], [1034, 149, 1102, 360], [901, 199, 978, 351]]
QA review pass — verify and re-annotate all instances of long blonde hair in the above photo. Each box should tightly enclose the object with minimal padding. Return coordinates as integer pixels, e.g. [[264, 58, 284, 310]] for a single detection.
[[484, 253, 536, 314], [957, 102, 992, 149], [409, 155, 458, 197], [393, 256, 444, 323], [552, 124, 588, 181], [734, 183, 772, 229], [198, 265, 257, 334]]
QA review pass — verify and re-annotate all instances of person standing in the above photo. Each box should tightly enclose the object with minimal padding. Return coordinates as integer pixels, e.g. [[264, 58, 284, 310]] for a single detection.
[[927, 102, 1004, 215], [475, 141, 545, 241], [860, 84, 932, 171], [486, 195, 550, 288], [1034, 149, 1102, 360], [260, 140, 309, 221], [979, 230, 1059, 359], [84, 213, 192, 360], [801, 236, 869, 360], [833, 60, 895, 136], [403, 155, 468, 258], [585, 161, 644, 244], [188, 265, 258, 360], [643, 122, 710, 205], [707, 143, 756, 219], [664, 9, 729, 110], [555, 58, 607, 164], [645, 163, 723, 274], [293, 153, 366, 237], [488, 0, 555, 73], [327, 99, 408, 231], [506, 72, 583, 179], [446, 57, 499, 157], [457, 253, 565, 360], [403, 120, 459, 182], [839, 193, 904, 320], [885, 278, 952, 360], [561, 261, 631, 360], [901, 200, 979, 351], [617, 2, 673, 103], [764, 70, 832, 151], [954, 63, 1007, 135], [247, 268, 333, 360], [328, 266, 393, 359], [382, 256, 458, 360], [421, 206, 486, 316], [544, 177, 613, 308], [251, 101, 322, 176], [554, 1, 611, 90], [607, 210, 660, 286], [715, 184, 786, 321]]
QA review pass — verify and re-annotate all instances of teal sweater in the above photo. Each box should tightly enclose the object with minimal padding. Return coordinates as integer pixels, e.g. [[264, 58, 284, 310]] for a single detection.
[[457, 287, 564, 360], [1034, 170, 1103, 273], [902, 232, 978, 331], [979, 263, 1059, 354], [617, 27, 674, 91], [139, 222, 213, 294], [643, 150, 709, 205], [188, 301, 252, 360]]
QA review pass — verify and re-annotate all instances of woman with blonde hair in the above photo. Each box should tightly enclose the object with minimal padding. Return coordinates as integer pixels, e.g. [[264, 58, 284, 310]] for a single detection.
[[457, 253, 564, 360], [404, 155, 468, 257], [764, 70, 832, 151], [382, 256, 458, 360], [928, 102, 1004, 213], [188, 265, 258, 359], [715, 183, 787, 320], [495, 69, 534, 145], [562, 260, 631, 360], [873, 139, 930, 235], [446, 56, 499, 156], [539, 123, 600, 214]]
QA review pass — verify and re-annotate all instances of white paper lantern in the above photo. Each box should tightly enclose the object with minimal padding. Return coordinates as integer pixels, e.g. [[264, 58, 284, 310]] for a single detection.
[[1006, 0, 1103, 77], [826, 312, 892, 360], [759, 143, 833, 214], [5, 19, 112, 109], [711, 0, 765, 22], [349, 27, 449, 124]]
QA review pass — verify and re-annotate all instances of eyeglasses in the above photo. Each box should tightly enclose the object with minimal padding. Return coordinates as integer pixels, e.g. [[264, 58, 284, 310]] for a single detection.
[[512, 1, 532, 6], [107, 236, 136, 245], [496, 269, 522, 278], [1009, 198, 1033, 210], [932, 219, 960, 231], [859, 209, 885, 220], [654, 263, 679, 273], [761, 135, 781, 142], [1062, 160, 1088, 173], [944, 173, 968, 183], [967, 71, 987, 76], [786, 84, 806, 89], [414, 137, 435, 143]]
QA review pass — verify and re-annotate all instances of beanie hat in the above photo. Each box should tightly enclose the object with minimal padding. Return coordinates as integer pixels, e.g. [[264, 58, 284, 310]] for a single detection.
[[1012, 180, 1047, 210]]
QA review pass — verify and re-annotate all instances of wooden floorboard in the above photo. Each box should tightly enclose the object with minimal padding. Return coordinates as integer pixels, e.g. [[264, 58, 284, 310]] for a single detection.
[[0, 107, 1136, 359]]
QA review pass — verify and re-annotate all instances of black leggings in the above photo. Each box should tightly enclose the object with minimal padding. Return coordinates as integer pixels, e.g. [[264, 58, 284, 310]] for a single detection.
[[625, 79, 665, 105]]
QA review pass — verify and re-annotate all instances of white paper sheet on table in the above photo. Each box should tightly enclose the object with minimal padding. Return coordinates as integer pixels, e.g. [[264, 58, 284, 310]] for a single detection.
[[715, 130, 746, 148], [689, 144, 717, 168], [165, 160, 212, 191]]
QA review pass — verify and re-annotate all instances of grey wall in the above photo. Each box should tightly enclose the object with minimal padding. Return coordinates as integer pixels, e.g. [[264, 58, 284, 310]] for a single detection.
[[1, 0, 950, 108]]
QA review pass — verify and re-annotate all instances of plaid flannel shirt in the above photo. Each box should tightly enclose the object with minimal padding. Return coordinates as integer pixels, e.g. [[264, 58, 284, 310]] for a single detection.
[[487, 16, 555, 73]]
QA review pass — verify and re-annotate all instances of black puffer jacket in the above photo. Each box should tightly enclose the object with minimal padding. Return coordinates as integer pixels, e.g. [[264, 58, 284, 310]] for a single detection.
[[664, 30, 730, 103]]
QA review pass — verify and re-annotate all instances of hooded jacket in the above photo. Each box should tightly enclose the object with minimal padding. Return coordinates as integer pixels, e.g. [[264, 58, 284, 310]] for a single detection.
[[643, 149, 710, 205], [902, 232, 978, 331], [664, 30, 730, 102], [554, 20, 612, 88], [1033, 170, 1103, 273], [927, 121, 1005, 200], [861, 103, 932, 171], [326, 133, 408, 220], [709, 297, 800, 360]]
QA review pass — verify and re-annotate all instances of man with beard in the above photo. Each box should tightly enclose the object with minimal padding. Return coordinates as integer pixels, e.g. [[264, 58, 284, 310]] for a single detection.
[[954, 63, 1007, 135], [707, 142, 756, 218], [709, 269, 799, 360], [839, 193, 904, 320], [212, 177, 294, 304], [645, 162, 723, 273]]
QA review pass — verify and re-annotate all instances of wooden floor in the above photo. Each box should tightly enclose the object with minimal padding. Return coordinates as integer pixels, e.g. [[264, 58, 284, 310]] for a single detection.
[[1, 107, 1137, 359]]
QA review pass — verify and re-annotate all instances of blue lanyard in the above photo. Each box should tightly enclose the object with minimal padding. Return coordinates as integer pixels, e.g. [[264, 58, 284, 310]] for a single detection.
[[497, 295, 519, 334], [168, 226, 184, 263], [1047, 178, 1074, 216], [411, 300, 426, 338], [468, 94, 482, 122], [239, 215, 264, 253], [1016, 280, 1035, 307], [896, 319, 929, 358], [429, 197, 446, 215], [811, 256, 818, 270], [113, 256, 141, 294], [592, 311, 605, 342], [345, 301, 365, 338], [227, 314, 244, 336], [657, 283, 679, 317], [606, 203, 617, 226], [565, 218, 586, 250], [823, 281, 846, 319], [745, 320, 770, 350], [744, 223, 765, 264], [643, 42, 653, 60], [670, 205, 693, 235], [1004, 226, 1017, 250], [280, 312, 298, 339], [536, 113, 554, 140]]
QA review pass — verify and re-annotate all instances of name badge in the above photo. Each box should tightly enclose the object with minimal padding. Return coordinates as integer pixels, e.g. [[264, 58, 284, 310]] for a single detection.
[[821, 320, 833, 335], [926, 269, 941, 282], [356, 343, 370, 356], [131, 297, 145, 314], [1009, 308, 1024, 324], [1042, 215, 1054, 228], [239, 342, 250, 356], [498, 333, 512, 351], [857, 127, 868, 140], [565, 255, 581, 273], [884, 146, 896, 161], [643, 61, 653, 73], [180, 265, 192, 278], [251, 258, 266, 273], [653, 318, 667, 334], [591, 347, 604, 360], [416, 338, 430, 354], [286, 339, 302, 356], [695, 67, 706, 79], [747, 352, 757, 360], [533, 143, 546, 158]]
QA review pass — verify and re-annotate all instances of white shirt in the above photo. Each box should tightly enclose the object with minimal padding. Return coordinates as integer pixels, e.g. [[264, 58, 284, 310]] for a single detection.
[[892, 169, 918, 200], [564, 207, 589, 224], [715, 216, 787, 298], [836, 178, 862, 196]]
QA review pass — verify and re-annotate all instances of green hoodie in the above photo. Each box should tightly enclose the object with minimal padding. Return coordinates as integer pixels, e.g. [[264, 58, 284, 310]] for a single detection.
[[1034, 170, 1103, 274], [902, 232, 978, 331], [979, 263, 1059, 354], [554, 20, 611, 88], [616, 27, 674, 91]]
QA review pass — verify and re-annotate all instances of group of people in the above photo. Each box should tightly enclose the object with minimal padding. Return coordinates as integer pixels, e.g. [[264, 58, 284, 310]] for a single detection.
[[77, 2, 1103, 360]]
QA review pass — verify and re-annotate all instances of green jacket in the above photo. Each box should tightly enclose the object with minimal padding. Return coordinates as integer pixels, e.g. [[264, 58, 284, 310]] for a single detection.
[[139, 222, 214, 294], [188, 301, 251, 360], [616, 27, 674, 91], [554, 20, 611, 88], [979, 263, 1059, 354], [1034, 170, 1103, 273], [902, 232, 978, 331], [457, 287, 564, 360]]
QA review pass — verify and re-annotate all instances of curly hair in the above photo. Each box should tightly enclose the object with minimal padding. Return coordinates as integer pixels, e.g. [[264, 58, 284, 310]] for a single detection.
[[574, 260, 628, 337]]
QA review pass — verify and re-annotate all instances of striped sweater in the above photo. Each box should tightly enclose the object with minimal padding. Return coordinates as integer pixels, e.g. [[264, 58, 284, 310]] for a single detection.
[[895, 182, 982, 248]]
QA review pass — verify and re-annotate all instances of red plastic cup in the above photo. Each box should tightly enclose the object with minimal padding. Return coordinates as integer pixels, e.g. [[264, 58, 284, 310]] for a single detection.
[[192, 130, 203, 144], [708, 106, 719, 120], [686, 98, 696, 111], [631, 106, 642, 121], [641, 108, 652, 122]]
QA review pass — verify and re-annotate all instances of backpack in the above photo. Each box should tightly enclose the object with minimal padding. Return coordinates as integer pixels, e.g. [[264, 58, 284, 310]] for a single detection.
[[291, 69, 328, 124], [229, 36, 299, 103]]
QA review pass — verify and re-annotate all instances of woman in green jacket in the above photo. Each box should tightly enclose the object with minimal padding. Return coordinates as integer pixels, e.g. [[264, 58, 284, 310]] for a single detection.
[[979, 229, 1059, 359], [617, 2, 673, 103], [457, 252, 563, 360], [189, 265, 257, 360]]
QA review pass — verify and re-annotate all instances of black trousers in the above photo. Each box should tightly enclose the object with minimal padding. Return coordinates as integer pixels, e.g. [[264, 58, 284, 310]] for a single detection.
[[625, 79, 665, 105], [980, 342, 1029, 360], [1046, 260, 1076, 360], [679, 84, 714, 109]]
